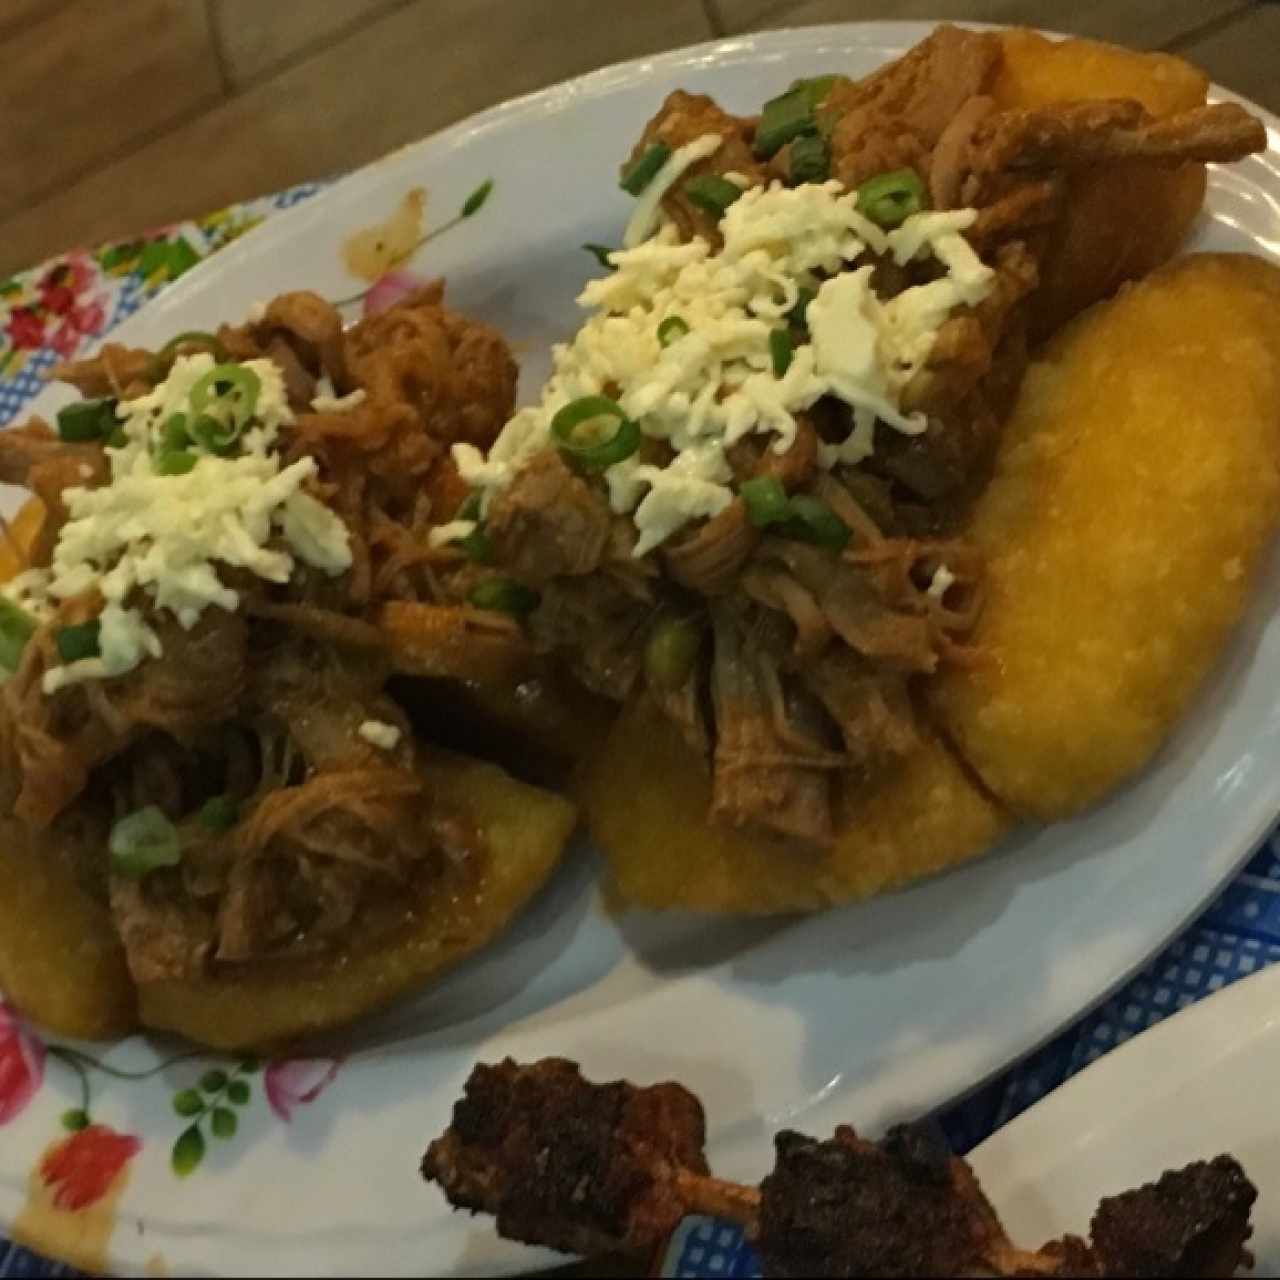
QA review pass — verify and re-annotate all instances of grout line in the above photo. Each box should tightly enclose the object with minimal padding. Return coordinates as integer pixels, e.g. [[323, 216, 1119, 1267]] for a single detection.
[[1161, 1, 1256, 53], [204, 0, 235, 96], [701, 0, 727, 38]]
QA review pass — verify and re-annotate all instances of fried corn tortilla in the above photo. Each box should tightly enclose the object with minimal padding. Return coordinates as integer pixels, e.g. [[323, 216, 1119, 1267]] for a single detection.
[[993, 30, 1214, 339], [137, 753, 575, 1050], [579, 696, 1009, 914], [0, 497, 577, 1044], [932, 254, 1280, 821]]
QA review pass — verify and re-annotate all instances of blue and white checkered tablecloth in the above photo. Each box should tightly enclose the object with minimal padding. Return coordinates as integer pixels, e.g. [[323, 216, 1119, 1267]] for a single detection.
[[4, 182, 1280, 1278]]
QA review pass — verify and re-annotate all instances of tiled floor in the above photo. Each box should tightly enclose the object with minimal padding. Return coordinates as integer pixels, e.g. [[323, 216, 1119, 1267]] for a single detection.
[[5, 0, 1275, 276]]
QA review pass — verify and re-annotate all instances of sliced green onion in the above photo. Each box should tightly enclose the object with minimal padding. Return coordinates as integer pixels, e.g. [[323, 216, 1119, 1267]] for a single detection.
[[151, 330, 227, 380], [459, 525, 493, 563], [684, 174, 743, 219], [187, 412, 241, 454], [56, 398, 117, 443], [787, 286, 816, 331], [583, 243, 617, 271], [457, 492, 483, 521], [789, 74, 842, 106], [198, 794, 239, 833], [645, 617, 702, 692], [189, 363, 261, 445], [789, 133, 830, 184], [0, 597, 37, 673], [657, 315, 690, 347], [110, 806, 182, 879], [468, 578, 540, 616], [755, 85, 816, 158], [620, 142, 672, 195], [550, 396, 641, 470], [55, 620, 101, 663], [160, 412, 190, 452], [740, 475, 791, 528], [781, 494, 851, 551], [154, 449, 197, 476], [770, 328, 794, 378], [106, 425, 128, 449], [856, 168, 928, 229]]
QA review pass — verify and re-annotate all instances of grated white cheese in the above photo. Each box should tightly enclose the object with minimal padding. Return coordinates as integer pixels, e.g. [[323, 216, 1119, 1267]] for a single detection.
[[927, 563, 957, 600], [427, 518, 478, 549], [311, 387, 367, 414], [453, 179, 996, 557], [6, 353, 353, 695], [357, 719, 402, 751], [623, 133, 725, 249]]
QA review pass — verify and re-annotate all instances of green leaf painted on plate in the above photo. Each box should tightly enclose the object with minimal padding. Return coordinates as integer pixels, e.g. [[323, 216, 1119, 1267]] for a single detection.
[[166, 239, 200, 278], [61, 1108, 90, 1132], [226, 1079, 251, 1106], [172, 1088, 204, 1118], [210, 1107, 238, 1140], [200, 1068, 229, 1093], [238, 1056, 261, 1074], [462, 179, 494, 218], [171, 1124, 206, 1177]]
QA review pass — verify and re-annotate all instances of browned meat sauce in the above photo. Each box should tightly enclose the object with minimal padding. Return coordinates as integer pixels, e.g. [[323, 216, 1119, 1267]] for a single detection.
[[0, 285, 520, 985]]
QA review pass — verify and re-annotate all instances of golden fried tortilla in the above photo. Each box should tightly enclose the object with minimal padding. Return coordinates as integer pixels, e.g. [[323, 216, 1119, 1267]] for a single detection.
[[994, 30, 1213, 339], [579, 695, 1010, 914], [138, 754, 576, 1050], [932, 254, 1280, 822]]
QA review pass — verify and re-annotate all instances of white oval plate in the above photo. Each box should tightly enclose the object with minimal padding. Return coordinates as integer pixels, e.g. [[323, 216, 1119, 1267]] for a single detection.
[[2, 21, 1279, 1278], [972, 959, 1280, 1273]]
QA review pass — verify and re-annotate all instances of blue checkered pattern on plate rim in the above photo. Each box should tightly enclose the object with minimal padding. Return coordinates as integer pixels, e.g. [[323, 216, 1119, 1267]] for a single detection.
[[4, 182, 1280, 1278]]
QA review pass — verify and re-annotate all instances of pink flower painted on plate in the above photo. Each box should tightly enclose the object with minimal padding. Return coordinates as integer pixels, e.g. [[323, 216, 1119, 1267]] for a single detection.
[[265, 1057, 343, 1122], [5, 306, 45, 351], [40, 1124, 141, 1210], [0, 1000, 45, 1126], [363, 269, 429, 316], [48, 295, 108, 358]]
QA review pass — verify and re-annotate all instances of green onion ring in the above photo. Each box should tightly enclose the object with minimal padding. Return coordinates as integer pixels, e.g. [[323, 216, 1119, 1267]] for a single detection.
[[550, 396, 642, 470], [740, 475, 791, 528], [468, 578, 540, 616], [657, 315, 690, 347], [150, 331, 228, 381], [770, 328, 794, 378], [683, 174, 743, 219], [198, 795, 239, 833], [781, 494, 851, 551], [0, 597, 37, 673], [55, 398, 118, 443], [54, 619, 101, 664], [644, 617, 703, 692], [620, 142, 672, 196], [856, 168, 928, 229], [110, 806, 182, 878], [189, 362, 261, 446]]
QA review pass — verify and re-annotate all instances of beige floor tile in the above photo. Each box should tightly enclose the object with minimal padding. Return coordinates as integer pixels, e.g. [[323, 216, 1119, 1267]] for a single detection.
[[711, 0, 1250, 49], [211, 0, 403, 87], [0, 0, 712, 276], [0, 0, 221, 217], [1176, 6, 1280, 113]]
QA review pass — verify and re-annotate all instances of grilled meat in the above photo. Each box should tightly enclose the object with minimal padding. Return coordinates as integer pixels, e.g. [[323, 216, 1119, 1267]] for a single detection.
[[424, 1059, 1257, 1279]]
